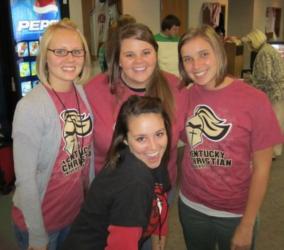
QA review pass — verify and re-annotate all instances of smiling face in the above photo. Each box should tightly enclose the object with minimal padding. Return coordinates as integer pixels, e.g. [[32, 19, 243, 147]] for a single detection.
[[126, 113, 168, 169], [46, 28, 85, 91], [119, 38, 157, 89], [181, 36, 218, 90]]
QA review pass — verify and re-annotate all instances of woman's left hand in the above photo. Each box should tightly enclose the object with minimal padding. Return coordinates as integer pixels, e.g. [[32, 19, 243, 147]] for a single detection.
[[152, 235, 166, 250], [231, 223, 253, 250]]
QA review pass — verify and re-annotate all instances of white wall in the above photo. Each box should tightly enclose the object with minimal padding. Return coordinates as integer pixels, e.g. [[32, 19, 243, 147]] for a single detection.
[[69, 0, 84, 32], [122, 0, 160, 34]]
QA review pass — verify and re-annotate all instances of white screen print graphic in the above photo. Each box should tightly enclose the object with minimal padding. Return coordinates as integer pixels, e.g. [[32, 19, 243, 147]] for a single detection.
[[60, 109, 92, 155], [186, 105, 232, 148]]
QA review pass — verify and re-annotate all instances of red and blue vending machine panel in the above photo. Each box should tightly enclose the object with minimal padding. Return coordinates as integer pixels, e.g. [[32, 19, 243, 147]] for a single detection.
[[10, 0, 61, 96]]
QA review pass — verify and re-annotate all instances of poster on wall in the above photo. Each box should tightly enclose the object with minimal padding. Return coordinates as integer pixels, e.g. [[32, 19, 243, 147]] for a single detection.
[[10, 0, 61, 96]]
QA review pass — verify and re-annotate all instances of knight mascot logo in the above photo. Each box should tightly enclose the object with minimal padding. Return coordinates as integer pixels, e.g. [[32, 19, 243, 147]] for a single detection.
[[60, 109, 92, 175], [60, 109, 92, 155], [186, 105, 232, 147]]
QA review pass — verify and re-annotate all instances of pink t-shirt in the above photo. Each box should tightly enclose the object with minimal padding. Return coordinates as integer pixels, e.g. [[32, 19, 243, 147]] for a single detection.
[[181, 79, 283, 214], [85, 73, 188, 185], [13, 87, 93, 231]]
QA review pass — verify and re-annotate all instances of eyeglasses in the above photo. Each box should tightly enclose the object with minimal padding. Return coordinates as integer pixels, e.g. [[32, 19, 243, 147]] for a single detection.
[[47, 48, 85, 57]]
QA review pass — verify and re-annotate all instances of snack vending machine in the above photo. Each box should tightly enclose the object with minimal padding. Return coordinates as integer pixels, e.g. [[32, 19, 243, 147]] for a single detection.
[[9, 0, 62, 97], [0, 0, 68, 191]]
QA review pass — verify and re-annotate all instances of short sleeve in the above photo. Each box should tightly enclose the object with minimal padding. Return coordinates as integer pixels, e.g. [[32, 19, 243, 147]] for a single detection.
[[250, 93, 283, 152]]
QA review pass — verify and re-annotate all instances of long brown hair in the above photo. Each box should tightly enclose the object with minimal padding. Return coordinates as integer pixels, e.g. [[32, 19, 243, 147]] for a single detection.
[[108, 23, 174, 119]]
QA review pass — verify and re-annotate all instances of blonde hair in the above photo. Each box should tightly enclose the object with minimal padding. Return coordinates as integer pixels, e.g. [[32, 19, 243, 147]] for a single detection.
[[242, 29, 267, 50], [36, 18, 91, 85]]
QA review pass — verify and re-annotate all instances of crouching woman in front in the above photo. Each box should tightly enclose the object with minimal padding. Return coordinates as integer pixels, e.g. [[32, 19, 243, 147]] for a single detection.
[[61, 95, 171, 250]]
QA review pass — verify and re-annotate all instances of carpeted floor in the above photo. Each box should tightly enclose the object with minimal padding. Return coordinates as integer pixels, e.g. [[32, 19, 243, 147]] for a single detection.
[[165, 153, 284, 250], [1, 153, 283, 250]]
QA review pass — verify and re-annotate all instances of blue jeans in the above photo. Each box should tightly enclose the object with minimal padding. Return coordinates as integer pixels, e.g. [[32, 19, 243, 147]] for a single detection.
[[13, 224, 70, 250], [178, 198, 257, 250]]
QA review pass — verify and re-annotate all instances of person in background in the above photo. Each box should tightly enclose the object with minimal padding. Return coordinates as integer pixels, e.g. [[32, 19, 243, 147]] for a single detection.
[[85, 22, 188, 249], [61, 95, 171, 250], [177, 25, 283, 250], [98, 14, 136, 72], [154, 14, 181, 76], [12, 19, 94, 250], [242, 29, 284, 159]]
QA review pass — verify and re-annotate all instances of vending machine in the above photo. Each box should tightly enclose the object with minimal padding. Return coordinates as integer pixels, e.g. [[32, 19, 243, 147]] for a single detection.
[[9, 0, 63, 97], [8, 0, 70, 98], [0, 0, 68, 191]]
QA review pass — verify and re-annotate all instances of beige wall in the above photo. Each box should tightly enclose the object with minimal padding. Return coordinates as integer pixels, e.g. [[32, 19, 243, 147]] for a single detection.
[[68, 0, 284, 39], [68, 0, 160, 34], [227, 0, 284, 39], [227, 0, 284, 69], [69, 0, 84, 32], [253, 0, 266, 31], [122, 0, 160, 34], [228, 0, 254, 37], [68, 0, 284, 69]]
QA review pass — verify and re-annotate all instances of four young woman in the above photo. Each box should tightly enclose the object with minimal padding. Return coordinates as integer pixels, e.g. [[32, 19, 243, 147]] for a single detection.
[[11, 17, 283, 250]]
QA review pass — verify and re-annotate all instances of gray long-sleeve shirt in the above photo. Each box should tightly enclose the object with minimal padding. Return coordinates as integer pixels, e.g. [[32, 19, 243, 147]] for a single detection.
[[12, 83, 95, 247]]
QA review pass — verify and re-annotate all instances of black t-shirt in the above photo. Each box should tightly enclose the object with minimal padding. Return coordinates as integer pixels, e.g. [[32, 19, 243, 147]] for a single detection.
[[60, 148, 169, 250]]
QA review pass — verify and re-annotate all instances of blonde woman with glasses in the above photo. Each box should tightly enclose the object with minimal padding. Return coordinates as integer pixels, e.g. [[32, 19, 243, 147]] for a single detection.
[[12, 19, 94, 250]]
